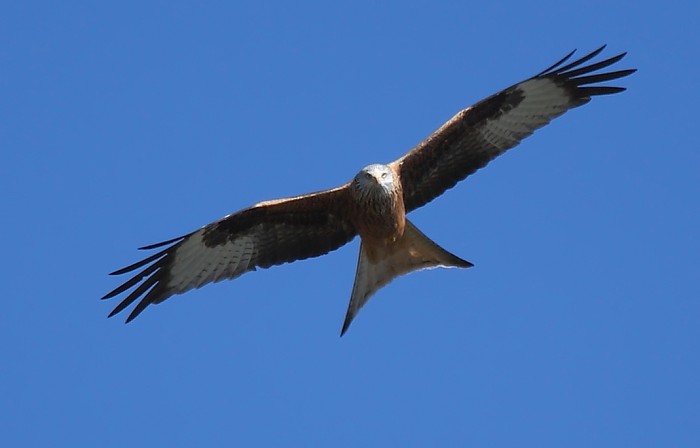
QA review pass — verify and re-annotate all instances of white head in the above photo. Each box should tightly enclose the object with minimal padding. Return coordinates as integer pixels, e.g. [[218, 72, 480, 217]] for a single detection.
[[352, 164, 396, 196]]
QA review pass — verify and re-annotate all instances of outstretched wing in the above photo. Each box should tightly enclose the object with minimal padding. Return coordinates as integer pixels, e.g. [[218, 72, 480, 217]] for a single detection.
[[102, 186, 357, 322], [390, 45, 636, 213]]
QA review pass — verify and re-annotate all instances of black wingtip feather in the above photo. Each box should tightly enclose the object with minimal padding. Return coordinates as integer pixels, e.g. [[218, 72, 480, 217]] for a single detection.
[[125, 308, 140, 323], [104, 235, 184, 320], [572, 69, 637, 86], [546, 45, 608, 76], [102, 262, 161, 300], [109, 247, 170, 275], [577, 86, 627, 96], [535, 48, 577, 77], [125, 285, 165, 323], [107, 273, 161, 318], [558, 53, 628, 79], [536, 47, 635, 102], [138, 234, 188, 250]]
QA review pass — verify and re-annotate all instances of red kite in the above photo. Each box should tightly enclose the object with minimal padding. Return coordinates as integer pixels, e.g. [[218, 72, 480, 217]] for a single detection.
[[103, 46, 635, 335]]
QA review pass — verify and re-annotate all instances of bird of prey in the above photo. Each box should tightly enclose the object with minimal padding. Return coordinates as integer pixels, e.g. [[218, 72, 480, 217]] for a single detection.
[[102, 46, 635, 335]]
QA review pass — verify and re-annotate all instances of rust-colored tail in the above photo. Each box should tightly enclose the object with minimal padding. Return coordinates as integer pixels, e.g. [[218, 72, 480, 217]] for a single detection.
[[340, 220, 472, 336]]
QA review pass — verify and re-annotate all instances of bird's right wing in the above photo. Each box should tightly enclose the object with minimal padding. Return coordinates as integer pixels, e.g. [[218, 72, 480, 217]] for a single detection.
[[102, 185, 357, 322]]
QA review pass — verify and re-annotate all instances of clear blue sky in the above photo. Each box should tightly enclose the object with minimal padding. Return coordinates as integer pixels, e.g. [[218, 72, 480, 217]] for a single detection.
[[2, 1, 698, 446]]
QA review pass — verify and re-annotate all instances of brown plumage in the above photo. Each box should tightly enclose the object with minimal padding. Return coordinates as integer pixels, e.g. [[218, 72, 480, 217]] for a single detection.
[[102, 46, 635, 335], [348, 164, 406, 253]]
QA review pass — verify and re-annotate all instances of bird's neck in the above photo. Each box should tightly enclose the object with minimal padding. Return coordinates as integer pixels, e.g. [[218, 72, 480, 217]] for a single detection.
[[350, 182, 406, 249]]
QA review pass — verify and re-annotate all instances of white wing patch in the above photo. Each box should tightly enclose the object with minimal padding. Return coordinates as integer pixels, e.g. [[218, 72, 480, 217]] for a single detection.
[[479, 78, 573, 151], [166, 229, 258, 295]]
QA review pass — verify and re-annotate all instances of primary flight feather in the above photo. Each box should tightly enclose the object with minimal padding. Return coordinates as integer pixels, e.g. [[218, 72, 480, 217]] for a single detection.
[[102, 46, 635, 335]]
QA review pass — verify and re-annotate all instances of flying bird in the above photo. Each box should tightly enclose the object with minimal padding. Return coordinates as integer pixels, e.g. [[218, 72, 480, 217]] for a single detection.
[[103, 46, 635, 335]]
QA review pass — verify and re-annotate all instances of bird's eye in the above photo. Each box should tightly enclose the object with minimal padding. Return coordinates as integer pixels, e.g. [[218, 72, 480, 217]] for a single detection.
[[381, 172, 388, 179]]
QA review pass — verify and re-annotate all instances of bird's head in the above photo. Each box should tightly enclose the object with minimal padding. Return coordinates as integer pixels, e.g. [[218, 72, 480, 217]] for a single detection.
[[352, 164, 396, 194]]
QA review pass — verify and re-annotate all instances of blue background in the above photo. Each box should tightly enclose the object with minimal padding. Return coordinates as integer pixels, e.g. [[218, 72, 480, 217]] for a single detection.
[[2, 1, 698, 446]]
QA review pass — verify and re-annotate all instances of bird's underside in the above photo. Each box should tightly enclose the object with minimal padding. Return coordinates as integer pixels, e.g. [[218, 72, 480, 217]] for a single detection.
[[102, 46, 635, 335]]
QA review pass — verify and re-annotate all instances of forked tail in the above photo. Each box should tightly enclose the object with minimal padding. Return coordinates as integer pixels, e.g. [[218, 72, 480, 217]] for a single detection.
[[340, 220, 472, 335]]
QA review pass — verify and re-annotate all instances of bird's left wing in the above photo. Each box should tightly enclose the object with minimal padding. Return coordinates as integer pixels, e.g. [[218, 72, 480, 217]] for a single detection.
[[102, 186, 356, 322], [390, 46, 636, 213]]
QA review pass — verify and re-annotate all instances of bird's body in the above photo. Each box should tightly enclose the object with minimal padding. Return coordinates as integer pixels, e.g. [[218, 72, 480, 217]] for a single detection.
[[349, 164, 406, 253], [102, 46, 635, 335]]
